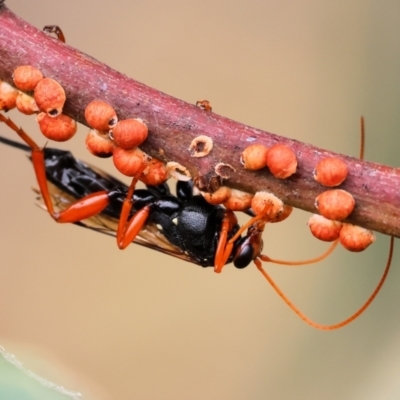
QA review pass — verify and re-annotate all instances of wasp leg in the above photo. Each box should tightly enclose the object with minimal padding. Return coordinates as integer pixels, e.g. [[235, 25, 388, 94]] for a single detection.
[[0, 113, 111, 221], [116, 164, 150, 250], [43, 25, 66, 43], [214, 210, 238, 273]]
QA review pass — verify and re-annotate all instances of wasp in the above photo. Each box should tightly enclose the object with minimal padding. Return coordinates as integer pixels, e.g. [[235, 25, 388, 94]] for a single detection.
[[0, 113, 393, 330]]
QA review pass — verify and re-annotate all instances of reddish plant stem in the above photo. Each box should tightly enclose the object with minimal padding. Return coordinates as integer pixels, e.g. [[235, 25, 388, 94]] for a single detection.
[[0, 4, 399, 237]]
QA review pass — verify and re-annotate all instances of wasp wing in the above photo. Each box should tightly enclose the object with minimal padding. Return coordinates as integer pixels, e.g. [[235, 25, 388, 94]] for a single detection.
[[0, 135, 197, 265], [34, 179, 197, 265]]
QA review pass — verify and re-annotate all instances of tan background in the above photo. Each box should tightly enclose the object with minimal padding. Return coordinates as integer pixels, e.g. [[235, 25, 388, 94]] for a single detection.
[[1, 1, 400, 399]]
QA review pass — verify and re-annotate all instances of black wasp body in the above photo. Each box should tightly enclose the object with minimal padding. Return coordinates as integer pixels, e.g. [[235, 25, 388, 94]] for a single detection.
[[39, 145, 242, 267]]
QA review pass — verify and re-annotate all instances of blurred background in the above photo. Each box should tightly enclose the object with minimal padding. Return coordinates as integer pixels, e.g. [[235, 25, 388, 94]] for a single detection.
[[1, 1, 400, 399]]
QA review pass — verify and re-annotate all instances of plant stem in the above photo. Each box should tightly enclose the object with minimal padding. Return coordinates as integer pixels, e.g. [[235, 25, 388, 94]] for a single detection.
[[0, 3, 399, 237]]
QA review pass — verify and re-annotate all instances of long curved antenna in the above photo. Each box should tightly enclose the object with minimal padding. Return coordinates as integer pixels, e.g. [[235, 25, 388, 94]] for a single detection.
[[255, 236, 394, 330], [359, 116, 365, 160], [260, 240, 339, 266]]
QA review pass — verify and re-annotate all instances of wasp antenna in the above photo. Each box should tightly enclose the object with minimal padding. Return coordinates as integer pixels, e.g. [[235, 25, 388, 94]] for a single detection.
[[255, 236, 394, 330], [359, 116, 365, 160], [0, 113, 41, 150], [260, 240, 339, 267], [0, 134, 31, 152]]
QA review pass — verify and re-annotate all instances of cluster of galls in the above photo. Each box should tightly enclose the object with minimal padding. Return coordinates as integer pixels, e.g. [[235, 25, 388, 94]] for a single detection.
[[1, 66, 375, 252], [241, 143, 297, 179], [240, 142, 375, 253], [0, 65, 170, 188], [84, 100, 168, 186], [310, 157, 374, 252], [0, 65, 77, 141], [195, 142, 296, 221]]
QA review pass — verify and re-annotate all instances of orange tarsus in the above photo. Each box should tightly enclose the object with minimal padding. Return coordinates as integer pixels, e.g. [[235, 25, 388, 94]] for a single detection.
[[256, 236, 394, 330]]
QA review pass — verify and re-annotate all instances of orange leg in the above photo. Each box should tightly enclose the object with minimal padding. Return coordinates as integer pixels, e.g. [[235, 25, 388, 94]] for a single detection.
[[0, 113, 150, 249], [0, 114, 111, 222], [116, 163, 150, 249], [214, 210, 238, 273]]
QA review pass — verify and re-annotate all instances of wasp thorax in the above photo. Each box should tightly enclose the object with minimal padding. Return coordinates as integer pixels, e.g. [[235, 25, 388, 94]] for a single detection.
[[34, 77, 66, 116], [13, 65, 43, 91], [85, 100, 118, 132]]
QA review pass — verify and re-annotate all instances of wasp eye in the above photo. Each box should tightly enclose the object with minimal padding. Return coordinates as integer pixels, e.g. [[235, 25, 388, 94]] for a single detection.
[[233, 242, 254, 269]]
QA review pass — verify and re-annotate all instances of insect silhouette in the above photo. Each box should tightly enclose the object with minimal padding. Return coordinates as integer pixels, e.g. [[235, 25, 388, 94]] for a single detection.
[[0, 113, 394, 330]]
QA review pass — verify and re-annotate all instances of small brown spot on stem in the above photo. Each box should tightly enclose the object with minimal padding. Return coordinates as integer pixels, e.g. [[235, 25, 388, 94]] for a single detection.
[[189, 135, 213, 157]]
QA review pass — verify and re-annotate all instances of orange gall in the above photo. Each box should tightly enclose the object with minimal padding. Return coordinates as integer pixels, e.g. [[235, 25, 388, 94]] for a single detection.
[[315, 189, 355, 221], [251, 191, 284, 219], [314, 157, 348, 187], [0, 81, 18, 111], [36, 112, 77, 142], [240, 144, 268, 170], [202, 186, 231, 205], [270, 204, 293, 223], [15, 92, 39, 115], [339, 224, 375, 252], [223, 189, 253, 211], [140, 159, 169, 186], [13, 66, 43, 91], [85, 129, 114, 158], [265, 144, 297, 179], [112, 146, 149, 177], [85, 100, 118, 132], [34, 77, 66, 116], [112, 118, 148, 149], [308, 214, 343, 242]]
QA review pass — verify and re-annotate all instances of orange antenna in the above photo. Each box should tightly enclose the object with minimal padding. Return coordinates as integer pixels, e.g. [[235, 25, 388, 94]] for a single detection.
[[359, 116, 365, 160], [255, 236, 394, 330], [260, 239, 339, 266]]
